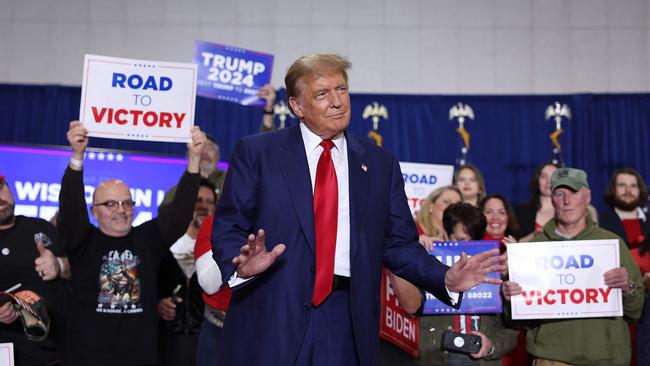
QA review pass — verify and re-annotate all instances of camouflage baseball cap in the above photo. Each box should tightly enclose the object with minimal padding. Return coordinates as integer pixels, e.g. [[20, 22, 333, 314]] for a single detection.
[[551, 167, 589, 191]]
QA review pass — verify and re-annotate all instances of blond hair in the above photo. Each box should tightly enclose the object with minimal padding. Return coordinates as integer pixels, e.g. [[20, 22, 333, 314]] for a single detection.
[[284, 54, 351, 115], [416, 186, 462, 237]]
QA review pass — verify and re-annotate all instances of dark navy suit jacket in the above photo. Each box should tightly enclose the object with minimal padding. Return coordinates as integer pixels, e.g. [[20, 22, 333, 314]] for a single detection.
[[212, 124, 458, 365]]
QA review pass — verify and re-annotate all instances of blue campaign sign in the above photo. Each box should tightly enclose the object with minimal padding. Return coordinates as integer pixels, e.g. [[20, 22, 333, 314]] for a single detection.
[[0, 143, 228, 227], [422, 241, 502, 315], [193, 40, 273, 106]]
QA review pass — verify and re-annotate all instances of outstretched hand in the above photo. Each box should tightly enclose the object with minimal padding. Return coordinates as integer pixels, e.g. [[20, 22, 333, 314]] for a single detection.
[[444, 248, 506, 292], [232, 229, 285, 278]]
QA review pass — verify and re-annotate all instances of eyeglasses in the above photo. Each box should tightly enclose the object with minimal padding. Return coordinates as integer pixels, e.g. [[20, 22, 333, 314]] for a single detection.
[[94, 199, 135, 211]]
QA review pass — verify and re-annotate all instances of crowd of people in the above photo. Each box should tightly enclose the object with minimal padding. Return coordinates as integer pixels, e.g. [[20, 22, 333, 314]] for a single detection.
[[1, 52, 649, 366]]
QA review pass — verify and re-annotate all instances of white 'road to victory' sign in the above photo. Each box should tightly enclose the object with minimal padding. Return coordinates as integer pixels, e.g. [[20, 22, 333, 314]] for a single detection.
[[79, 54, 197, 143], [508, 239, 622, 320]]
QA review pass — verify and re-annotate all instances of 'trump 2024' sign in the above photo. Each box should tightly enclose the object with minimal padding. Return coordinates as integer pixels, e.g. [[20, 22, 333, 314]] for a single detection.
[[80, 54, 197, 143], [194, 41, 273, 106], [508, 240, 622, 320]]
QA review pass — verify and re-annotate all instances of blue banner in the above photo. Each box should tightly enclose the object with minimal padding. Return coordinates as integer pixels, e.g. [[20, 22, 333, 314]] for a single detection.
[[193, 41, 273, 106], [0, 144, 228, 227], [423, 241, 502, 314]]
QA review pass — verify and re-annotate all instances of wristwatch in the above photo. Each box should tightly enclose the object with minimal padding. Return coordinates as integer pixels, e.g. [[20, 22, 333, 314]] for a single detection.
[[624, 281, 637, 296]]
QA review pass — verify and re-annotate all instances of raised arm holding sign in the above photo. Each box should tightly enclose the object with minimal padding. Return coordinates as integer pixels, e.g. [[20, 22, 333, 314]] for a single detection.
[[59, 120, 206, 366]]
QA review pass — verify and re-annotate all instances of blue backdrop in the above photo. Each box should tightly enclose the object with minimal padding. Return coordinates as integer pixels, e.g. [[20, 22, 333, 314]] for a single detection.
[[1, 83, 649, 212]]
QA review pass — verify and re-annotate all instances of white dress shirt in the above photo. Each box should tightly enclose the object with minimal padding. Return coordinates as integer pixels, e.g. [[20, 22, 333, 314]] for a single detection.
[[300, 123, 351, 277]]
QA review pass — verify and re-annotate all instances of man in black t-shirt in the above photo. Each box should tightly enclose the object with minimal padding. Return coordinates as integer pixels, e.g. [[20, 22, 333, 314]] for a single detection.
[[58, 121, 205, 366], [0, 175, 70, 366]]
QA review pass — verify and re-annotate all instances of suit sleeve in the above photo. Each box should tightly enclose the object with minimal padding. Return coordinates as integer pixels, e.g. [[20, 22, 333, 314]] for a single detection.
[[381, 156, 459, 309], [212, 139, 259, 285]]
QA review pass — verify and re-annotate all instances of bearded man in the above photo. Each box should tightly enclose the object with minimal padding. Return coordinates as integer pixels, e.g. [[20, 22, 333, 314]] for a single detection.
[[600, 167, 649, 250]]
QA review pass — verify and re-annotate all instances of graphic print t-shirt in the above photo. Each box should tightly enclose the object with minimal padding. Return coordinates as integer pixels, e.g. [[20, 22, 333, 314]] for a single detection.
[[97, 248, 142, 314], [65, 223, 167, 366]]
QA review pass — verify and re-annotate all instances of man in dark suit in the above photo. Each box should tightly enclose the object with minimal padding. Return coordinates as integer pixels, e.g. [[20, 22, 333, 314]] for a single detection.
[[211, 54, 505, 366]]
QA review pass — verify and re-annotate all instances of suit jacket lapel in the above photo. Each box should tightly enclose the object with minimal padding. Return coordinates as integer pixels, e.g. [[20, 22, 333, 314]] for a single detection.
[[278, 125, 316, 255], [346, 133, 369, 264]]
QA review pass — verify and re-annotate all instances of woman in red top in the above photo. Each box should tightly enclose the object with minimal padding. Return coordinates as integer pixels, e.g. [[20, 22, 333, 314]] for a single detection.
[[479, 194, 520, 249]]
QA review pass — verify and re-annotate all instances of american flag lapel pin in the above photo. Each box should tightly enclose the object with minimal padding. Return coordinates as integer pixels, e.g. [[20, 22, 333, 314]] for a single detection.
[[361, 163, 367, 172]]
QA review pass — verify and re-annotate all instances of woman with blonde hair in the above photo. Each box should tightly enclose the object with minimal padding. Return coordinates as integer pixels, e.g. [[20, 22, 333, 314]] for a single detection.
[[416, 186, 462, 250]]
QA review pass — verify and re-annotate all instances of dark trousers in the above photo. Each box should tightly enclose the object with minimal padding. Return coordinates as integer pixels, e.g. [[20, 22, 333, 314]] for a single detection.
[[197, 319, 222, 366], [294, 289, 359, 366], [637, 292, 650, 365], [160, 323, 199, 366]]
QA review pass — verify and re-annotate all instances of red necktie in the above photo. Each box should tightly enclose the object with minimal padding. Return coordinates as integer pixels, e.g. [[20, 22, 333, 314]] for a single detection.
[[312, 140, 338, 306]]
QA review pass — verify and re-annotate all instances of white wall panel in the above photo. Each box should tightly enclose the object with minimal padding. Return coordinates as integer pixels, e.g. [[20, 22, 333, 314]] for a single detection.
[[383, 28, 420, 93], [495, 29, 532, 92], [496, 0, 531, 28], [608, 0, 646, 28], [457, 29, 496, 93], [609, 29, 647, 91], [532, 29, 571, 92], [418, 29, 459, 93], [532, 0, 570, 29], [0, 0, 648, 93], [570, 29, 608, 91], [570, 0, 607, 28]]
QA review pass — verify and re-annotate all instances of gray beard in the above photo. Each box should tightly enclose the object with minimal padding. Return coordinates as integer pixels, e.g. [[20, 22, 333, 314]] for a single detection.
[[199, 163, 216, 177]]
